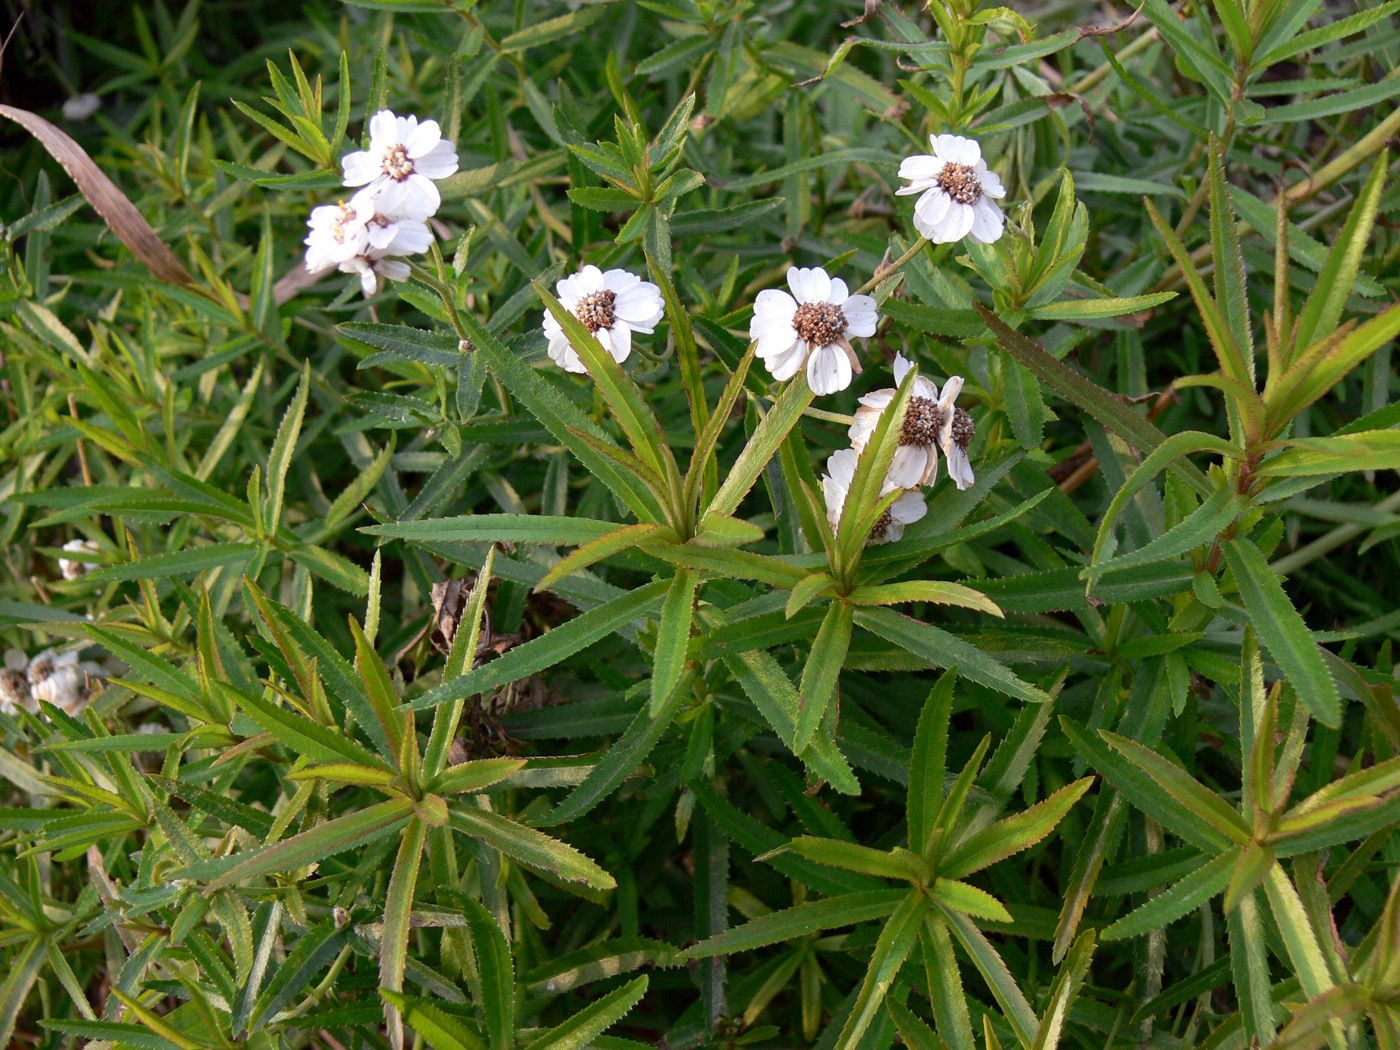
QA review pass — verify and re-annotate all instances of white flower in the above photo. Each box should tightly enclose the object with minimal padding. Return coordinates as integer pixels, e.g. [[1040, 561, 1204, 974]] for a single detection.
[[62, 93, 102, 121], [341, 109, 459, 219], [542, 265, 664, 374], [821, 447, 927, 545], [304, 198, 371, 272], [749, 267, 878, 396], [58, 538, 101, 580], [848, 355, 976, 490], [339, 252, 412, 299], [0, 667, 34, 715], [33, 663, 87, 715], [897, 134, 1006, 245]]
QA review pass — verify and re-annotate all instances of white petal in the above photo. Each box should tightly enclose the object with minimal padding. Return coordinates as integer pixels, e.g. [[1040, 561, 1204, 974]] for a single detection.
[[892, 354, 913, 387], [914, 187, 952, 230], [938, 375, 965, 411], [935, 202, 976, 244], [396, 113, 416, 143], [807, 343, 851, 396], [899, 154, 944, 183], [935, 133, 980, 166], [602, 268, 643, 292], [341, 151, 381, 186], [548, 331, 586, 373], [412, 143, 459, 179], [542, 310, 562, 338], [947, 446, 976, 490], [606, 323, 632, 363], [576, 265, 605, 293], [405, 119, 442, 158], [375, 257, 410, 283], [967, 197, 1005, 245], [892, 489, 928, 525], [614, 286, 663, 329], [753, 288, 798, 324], [914, 376, 939, 401], [369, 110, 400, 151], [827, 277, 849, 305], [406, 173, 441, 215], [765, 339, 807, 381], [787, 266, 831, 305], [887, 446, 929, 489], [978, 168, 1007, 199], [841, 295, 879, 338]]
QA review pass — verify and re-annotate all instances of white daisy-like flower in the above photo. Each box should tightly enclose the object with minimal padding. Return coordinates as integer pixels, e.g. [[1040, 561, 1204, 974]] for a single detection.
[[848, 355, 976, 490], [339, 252, 412, 299], [821, 447, 928, 545], [749, 267, 878, 396], [58, 538, 101, 580], [542, 265, 664, 374], [304, 198, 371, 272], [33, 663, 87, 715], [897, 134, 1006, 245], [341, 109, 459, 219]]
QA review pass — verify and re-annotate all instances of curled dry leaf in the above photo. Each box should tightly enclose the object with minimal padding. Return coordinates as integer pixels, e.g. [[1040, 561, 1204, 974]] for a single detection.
[[0, 104, 195, 287]]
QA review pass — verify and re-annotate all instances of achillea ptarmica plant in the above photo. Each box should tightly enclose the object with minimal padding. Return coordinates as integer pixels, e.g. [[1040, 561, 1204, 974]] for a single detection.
[[897, 134, 1006, 245], [542, 265, 665, 374], [821, 447, 928, 545], [749, 266, 879, 396], [848, 354, 976, 491]]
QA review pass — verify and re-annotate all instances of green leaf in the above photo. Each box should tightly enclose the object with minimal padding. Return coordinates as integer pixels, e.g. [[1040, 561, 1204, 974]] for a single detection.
[[1101, 731, 1250, 845], [448, 803, 615, 889], [1101, 849, 1235, 941], [266, 364, 309, 534], [793, 601, 853, 753], [86, 541, 258, 583], [224, 682, 391, 771], [381, 819, 427, 1050], [786, 837, 927, 883], [365, 514, 624, 546], [651, 568, 698, 716], [1222, 538, 1341, 726], [1256, 431, 1400, 478], [518, 975, 649, 1050], [538, 523, 671, 594], [379, 991, 486, 1050], [908, 671, 956, 858], [1031, 930, 1095, 1050], [1027, 292, 1176, 321], [846, 581, 1002, 617], [251, 921, 347, 1029], [942, 778, 1093, 878], [928, 879, 1011, 923], [977, 307, 1211, 495], [429, 758, 527, 796], [853, 607, 1050, 705], [459, 896, 514, 1050], [706, 376, 814, 519], [1082, 485, 1246, 578], [201, 798, 415, 890], [940, 910, 1039, 1050], [680, 890, 908, 957], [414, 580, 669, 710], [834, 891, 930, 1050]]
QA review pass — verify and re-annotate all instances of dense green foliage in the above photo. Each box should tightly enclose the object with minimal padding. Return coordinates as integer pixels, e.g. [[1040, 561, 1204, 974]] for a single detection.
[[2, 2, 1400, 1050]]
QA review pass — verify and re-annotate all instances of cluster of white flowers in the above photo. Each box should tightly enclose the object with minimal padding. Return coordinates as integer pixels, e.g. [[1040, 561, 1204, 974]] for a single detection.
[[821, 354, 977, 545], [0, 647, 105, 718], [304, 110, 459, 297], [531, 131, 995, 545]]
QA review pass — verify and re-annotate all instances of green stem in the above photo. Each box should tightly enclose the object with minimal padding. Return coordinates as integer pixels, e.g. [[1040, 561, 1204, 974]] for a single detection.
[[856, 237, 928, 297]]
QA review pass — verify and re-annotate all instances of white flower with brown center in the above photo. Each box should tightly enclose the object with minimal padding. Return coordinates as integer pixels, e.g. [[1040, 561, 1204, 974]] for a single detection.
[[847, 356, 977, 490], [821, 447, 928, 546], [749, 267, 878, 396], [339, 252, 412, 299], [0, 667, 34, 715], [341, 109, 459, 219], [58, 538, 101, 580], [304, 199, 371, 272], [542, 265, 664, 374], [897, 134, 1006, 245]]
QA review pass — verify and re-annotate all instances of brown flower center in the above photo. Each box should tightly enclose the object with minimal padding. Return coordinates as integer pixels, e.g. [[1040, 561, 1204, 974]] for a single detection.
[[900, 397, 944, 447], [0, 668, 28, 703], [870, 507, 894, 542], [792, 302, 847, 347], [950, 406, 975, 450], [28, 657, 53, 684], [937, 162, 982, 205], [575, 289, 617, 333], [382, 144, 415, 180]]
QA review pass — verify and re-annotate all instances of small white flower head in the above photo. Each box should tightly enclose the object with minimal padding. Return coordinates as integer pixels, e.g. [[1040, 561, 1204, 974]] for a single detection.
[[27, 648, 78, 690], [304, 198, 371, 272], [0, 667, 35, 715], [58, 538, 101, 580], [341, 110, 459, 219], [352, 185, 434, 256], [340, 252, 412, 299], [821, 447, 928, 545], [935, 375, 976, 491], [749, 267, 878, 396], [62, 93, 102, 121], [847, 356, 977, 490], [33, 663, 88, 715], [897, 134, 1006, 245], [542, 265, 664, 374]]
